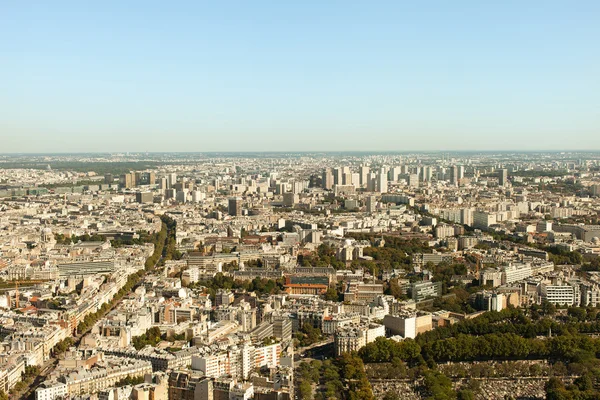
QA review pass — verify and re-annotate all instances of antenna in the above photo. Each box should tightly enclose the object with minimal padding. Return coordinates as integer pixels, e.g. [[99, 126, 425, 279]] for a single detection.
[[15, 281, 19, 309]]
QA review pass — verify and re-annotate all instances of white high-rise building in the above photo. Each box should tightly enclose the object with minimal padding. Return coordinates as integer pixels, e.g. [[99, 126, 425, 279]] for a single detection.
[[376, 173, 388, 193], [359, 166, 370, 187]]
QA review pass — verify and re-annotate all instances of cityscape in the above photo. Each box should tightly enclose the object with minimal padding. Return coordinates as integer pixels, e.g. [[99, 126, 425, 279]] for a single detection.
[[1, 152, 600, 400], [3, 1, 600, 400]]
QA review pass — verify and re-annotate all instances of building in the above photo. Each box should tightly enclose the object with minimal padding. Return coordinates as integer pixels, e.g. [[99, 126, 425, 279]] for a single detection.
[[502, 264, 533, 284], [473, 291, 506, 312], [228, 197, 243, 217], [539, 283, 580, 306], [119, 173, 135, 189], [376, 173, 387, 193], [383, 313, 432, 338], [411, 253, 454, 267], [499, 169, 508, 187], [411, 281, 442, 302], [365, 196, 376, 213], [473, 211, 497, 230], [35, 381, 69, 400], [168, 371, 213, 400], [334, 324, 385, 356], [136, 192, 153, 204]]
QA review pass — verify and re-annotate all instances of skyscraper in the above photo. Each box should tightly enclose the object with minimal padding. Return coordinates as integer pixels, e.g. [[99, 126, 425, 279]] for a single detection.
[[499, 169, 508, 187], [228, 197, 243, 216], [322, 168, 334, 190], [376, 173, 388, 193], [359, 166, 370, 187], [168, 173, 177, 188], [449, 166, 458, 186], [119, 173, 135, 189], [366, 196, 376, 213]]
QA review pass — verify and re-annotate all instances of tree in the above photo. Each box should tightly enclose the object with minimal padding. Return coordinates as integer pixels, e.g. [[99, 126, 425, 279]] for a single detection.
[[324, 287, 339, 302], [298, 380, 312, 400], [422, 371, 456, 400], [383, 392, 401, 400], [0, 390, 7, 400], [457, 390, 475, 400], [573, 373, 594, 392]]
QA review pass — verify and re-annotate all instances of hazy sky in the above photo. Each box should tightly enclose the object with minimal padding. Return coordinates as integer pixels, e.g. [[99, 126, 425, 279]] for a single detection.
[[1, 1, 599, 153]]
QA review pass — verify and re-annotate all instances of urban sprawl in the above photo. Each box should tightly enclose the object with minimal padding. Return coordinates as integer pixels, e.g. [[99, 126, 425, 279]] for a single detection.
[[1, 152, 600, 400]]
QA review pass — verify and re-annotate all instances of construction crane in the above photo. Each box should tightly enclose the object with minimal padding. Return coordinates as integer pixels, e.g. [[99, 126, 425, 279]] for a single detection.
[[469, 253, 483, 279], [9, 280, 46, 309]]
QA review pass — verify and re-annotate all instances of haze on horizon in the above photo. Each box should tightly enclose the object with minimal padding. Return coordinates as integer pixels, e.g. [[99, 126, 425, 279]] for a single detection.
[[1, 1, 599, 153]]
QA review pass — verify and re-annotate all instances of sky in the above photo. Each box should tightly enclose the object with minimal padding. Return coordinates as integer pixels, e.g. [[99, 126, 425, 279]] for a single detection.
[[1, 1, 599, 153]]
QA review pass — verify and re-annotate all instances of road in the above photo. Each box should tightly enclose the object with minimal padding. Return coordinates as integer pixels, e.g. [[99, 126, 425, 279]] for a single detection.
[[20, 257, 163, 400], [295, 337, 334, 363]]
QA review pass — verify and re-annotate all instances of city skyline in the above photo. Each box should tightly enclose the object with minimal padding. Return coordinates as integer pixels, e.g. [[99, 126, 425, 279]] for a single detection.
[[2, 1, 600, 153]]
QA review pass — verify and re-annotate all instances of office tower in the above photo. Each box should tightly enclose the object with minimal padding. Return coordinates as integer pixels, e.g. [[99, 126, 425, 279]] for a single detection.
[[159, 177, 168, 191], [333, 168, 343, 185], [283, 192, 299, 206], [342, 172, 353, 185], [499, 169, 508, 187], [457, 166, 465, 180], [119, 173, 135, 189], [376, 173, 388, 193], [176, 190, 188, 203], [388, 167, 401, 182], [322, 168, 334, 190], [366, 196, 376, 213], [165, 188, 176, 199], [275, 183, 286, 195], [136, 192, 153, 204], [191, 191, 205, 202], [367, 172, 377, 192], [148, 172, 156, 185], [449, 166, 458, 186], [167, 173, 177, 188], [104, 174, 114, 184], [228, 197, 242, 216], [408, 174, 419, 188], [422, 166, 432, 182], [134, 171, 143, 186], [359, 166, 370, 187]]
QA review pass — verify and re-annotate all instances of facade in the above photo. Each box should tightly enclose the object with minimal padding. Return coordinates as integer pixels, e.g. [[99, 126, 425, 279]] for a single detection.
[[228, 197, 243, 217], [411, 281, 442, 302], [540, 283, 580, 306], [382, 313, 432, 339], [334, 324, 385, 356]]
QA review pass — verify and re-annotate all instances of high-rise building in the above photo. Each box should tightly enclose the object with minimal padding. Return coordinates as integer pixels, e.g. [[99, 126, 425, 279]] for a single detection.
[[408, 174, 419, 188], [366, 196, 376, 213], [421, 166, 432, 182], [449, 166, 458, 186], [366, 172, 377, 192], [388, 167, 401, 182], [332, 168, 343, 185], [228, 197, 242, 216], [376, 173, 387, 193], [159, 177, 168, 191], [136, 192, 153, 204], [322, 168, 334, 190], [499, 169, 508, 187], [119, 173, 135, 189], [167, 173, 177, 188], [342, 172, 353, 185], [359, 166, 370, 187]]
